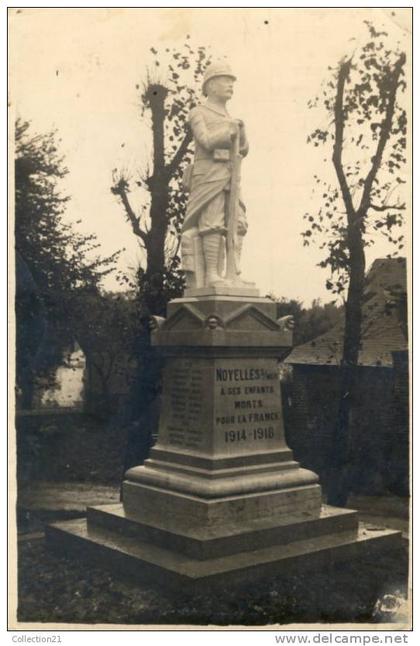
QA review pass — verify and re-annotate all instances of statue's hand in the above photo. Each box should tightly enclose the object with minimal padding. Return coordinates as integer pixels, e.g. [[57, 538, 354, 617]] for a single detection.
[[148, 315, 166, 332], [277, 315, 295, 332], [229, 119, 244, 138], [229, 122, 239, 139]]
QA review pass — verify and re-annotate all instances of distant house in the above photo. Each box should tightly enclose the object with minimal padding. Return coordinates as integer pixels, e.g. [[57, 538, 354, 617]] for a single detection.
[[38, 344, 86, 410], [284, 257, 408, 496], [16, 342, 86, 445], [30, 345, 137, 417]]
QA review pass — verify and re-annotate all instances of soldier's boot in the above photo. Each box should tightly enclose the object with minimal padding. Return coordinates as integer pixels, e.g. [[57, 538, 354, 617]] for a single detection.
[[202, 233, 225, 286], [233, 235, 254, 287]]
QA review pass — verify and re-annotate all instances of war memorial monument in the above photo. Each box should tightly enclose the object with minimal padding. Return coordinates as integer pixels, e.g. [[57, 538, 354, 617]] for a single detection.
[[47, 62, 401, 593]]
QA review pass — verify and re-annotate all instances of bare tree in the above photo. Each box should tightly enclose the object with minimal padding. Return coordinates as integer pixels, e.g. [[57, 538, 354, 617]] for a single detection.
[[304, 22, 407, 504]]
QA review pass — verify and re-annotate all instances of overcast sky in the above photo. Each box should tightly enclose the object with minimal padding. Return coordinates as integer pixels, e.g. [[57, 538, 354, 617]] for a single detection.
[[9, 7, 411, 304]]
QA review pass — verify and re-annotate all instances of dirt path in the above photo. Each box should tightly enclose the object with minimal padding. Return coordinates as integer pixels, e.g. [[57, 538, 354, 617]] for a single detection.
[[18, 482, 120, 513]]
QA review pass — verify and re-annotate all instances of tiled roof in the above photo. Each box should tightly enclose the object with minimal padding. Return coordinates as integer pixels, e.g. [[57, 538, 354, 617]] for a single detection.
[[285, 258, 407, 368]]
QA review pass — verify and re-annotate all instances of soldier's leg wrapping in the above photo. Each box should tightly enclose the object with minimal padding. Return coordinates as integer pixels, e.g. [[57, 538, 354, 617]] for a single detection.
[[181, 227, 206, 289], [235, 235, 244, 275], [199, 191, 226, 286], [235, 202, 248, 277], [202, 232, 224, 286], [180, 231, 196, 290], [193, 235, 205, 288]]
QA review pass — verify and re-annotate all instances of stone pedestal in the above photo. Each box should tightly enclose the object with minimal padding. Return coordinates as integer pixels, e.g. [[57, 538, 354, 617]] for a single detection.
[[123, 294, 321, 530], [47, 291, 401, 591]]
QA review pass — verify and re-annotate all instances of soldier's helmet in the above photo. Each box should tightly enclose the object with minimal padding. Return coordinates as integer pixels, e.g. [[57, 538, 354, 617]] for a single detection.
[[202, 61, 236, 96]]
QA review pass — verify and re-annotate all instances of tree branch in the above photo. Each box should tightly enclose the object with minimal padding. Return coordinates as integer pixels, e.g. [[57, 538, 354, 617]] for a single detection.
[[166, 131, 192, 178], [112, 181, 148, 243], [369, 202, 406, 212], [358, 52, 406, 214], [332, 58, 356, 220]]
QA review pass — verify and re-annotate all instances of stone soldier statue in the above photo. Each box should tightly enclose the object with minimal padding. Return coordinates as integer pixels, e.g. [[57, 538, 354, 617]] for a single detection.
[[181, 61, 250, 290]]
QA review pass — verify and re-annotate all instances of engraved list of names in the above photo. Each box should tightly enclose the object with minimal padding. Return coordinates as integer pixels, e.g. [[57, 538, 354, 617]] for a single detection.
[[162, 358, 208, 451]]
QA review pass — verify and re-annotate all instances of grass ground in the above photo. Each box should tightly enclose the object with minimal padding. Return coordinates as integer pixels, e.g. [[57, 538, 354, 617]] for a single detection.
[[16, 535, 408, 626], [16, 412, 129, 485]]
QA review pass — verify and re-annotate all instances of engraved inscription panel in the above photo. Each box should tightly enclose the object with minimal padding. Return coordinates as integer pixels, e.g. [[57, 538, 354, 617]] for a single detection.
[[213, 358, 286, 455]]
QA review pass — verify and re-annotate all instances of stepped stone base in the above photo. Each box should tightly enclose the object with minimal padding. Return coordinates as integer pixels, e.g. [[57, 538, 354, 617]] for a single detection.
[[122, 446, 322, 533], [46, 505, 401, 593]]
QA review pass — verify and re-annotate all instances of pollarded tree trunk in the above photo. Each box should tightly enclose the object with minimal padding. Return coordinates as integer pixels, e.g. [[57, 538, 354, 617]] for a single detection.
[[142, 85, 171, 317], [327, 222, 366, 506], [144, 186, 170, 316]]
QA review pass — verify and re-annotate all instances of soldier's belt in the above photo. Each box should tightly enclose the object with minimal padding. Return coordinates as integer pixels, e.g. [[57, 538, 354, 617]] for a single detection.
[[213, 149, 231, 161]]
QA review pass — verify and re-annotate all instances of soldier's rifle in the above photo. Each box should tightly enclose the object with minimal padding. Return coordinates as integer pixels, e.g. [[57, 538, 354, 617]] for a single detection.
[[225, 126, 241, 281]]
